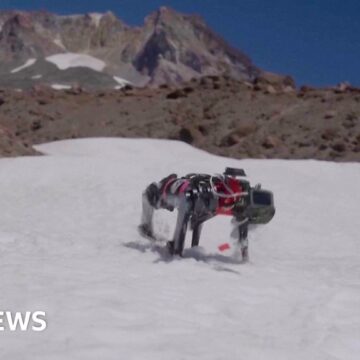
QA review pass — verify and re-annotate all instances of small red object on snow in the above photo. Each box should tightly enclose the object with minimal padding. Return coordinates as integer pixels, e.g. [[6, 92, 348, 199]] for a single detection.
[[218, 243, 230, 252]]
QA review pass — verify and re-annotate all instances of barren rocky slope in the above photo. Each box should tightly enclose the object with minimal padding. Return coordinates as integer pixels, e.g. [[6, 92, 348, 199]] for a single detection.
[[0, 124, 38, 156], [0, 76, 359, 161]]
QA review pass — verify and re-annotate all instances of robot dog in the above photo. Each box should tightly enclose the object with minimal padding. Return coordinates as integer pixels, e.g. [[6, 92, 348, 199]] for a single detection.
[[139, 167, 275, 262]]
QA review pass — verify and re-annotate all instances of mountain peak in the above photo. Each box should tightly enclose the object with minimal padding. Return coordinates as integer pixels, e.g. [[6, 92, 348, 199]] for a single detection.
[[145, 6, 202, 28], [5, 11, 34, 29], [0, 8, 258, 88]]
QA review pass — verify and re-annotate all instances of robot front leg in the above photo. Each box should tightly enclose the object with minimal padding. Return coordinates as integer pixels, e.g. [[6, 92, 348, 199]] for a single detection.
[[169, 198, 192, 256], [191, 222, 203, 248]]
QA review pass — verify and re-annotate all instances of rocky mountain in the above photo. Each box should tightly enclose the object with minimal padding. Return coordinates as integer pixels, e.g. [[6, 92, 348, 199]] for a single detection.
[[0, 7, 258, 89]]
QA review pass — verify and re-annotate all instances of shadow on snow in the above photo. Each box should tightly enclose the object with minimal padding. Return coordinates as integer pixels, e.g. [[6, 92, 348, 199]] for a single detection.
[[124, 239, 244, 274]]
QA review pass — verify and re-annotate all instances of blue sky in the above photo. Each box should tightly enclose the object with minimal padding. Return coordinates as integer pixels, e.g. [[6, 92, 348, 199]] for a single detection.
[[1, 0, 359, 86]]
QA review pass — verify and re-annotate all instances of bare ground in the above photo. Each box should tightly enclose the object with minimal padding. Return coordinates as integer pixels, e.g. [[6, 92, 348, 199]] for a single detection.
[[0, 76, 359, 161]]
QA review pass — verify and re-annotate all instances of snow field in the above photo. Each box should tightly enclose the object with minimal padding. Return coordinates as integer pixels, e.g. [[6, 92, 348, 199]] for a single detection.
[[0, 138, 359, 360]]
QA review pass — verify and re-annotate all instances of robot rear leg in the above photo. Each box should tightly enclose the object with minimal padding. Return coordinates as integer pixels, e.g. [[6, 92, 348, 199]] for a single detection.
[[238, 220, 249, 262], [139, 183, 159, 239]]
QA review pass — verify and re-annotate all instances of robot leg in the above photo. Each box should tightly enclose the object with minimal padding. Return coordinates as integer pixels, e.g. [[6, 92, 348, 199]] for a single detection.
[[238, 220, 249, 262], [169, 197, 192, 256], [191, 222, 203, 247]]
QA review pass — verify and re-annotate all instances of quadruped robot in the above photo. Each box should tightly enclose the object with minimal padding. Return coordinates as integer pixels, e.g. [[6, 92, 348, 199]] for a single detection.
[[139, 167, 275, 261]]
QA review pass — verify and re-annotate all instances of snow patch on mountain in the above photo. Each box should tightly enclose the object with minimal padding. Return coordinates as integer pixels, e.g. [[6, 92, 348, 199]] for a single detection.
[[53, 37, 66, 50], [51, 84, 72, 90], [46, 53, 106, 72], [89, 13, 103, 27], [113, 75, 131, 88], [10, 58, 37, 74]]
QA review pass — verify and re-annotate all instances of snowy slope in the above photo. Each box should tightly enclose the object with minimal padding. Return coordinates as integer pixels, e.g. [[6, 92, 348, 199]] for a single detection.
[[0, 138, 359, 360]]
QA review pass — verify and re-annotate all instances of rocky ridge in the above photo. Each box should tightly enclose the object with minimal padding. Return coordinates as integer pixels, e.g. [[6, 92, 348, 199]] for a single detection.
[[0, 7, 257, 89]]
